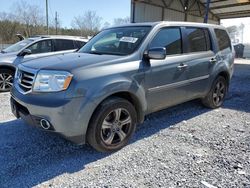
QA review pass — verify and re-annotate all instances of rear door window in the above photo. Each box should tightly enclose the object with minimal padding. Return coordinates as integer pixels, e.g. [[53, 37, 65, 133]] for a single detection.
[[54, 39, 75, 51], [149, 27, 182, 55], [214, 29, 231, 51], [185, 28, 211, 53]]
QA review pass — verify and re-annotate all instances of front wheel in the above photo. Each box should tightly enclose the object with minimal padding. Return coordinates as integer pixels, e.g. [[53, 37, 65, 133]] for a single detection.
[[202, 76, 228, 109], [0, 69, 14, 92], [87, 97, 137, 152]]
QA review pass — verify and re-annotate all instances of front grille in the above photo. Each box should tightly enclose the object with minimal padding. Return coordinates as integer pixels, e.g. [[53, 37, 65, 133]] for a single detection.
[[18, 70, 35, 93]]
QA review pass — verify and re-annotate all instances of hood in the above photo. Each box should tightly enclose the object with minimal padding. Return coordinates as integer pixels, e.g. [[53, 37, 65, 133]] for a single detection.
[[0, 52, 18, 63], [21, 52, 126, 71]]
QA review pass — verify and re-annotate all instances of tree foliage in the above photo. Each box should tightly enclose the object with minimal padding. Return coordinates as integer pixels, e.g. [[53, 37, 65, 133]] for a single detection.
[[71, 11, 102, 36]]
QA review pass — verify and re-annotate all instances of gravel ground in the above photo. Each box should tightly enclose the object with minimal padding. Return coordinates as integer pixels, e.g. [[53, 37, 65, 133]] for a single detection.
[[0, 59, 249, 188]]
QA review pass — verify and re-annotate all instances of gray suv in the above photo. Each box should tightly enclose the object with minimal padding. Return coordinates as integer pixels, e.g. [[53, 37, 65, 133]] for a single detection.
[[0, 35, 88, 92], [11, 22, 234, 152]]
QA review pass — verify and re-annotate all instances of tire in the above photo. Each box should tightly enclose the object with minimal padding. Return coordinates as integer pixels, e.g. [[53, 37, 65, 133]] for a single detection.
[[202, 76, 228, 109], [0, 69, 14, 92], [87, 97, 137, 152]]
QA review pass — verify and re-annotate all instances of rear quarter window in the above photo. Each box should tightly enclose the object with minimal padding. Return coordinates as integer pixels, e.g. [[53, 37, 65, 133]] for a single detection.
[[214, 29, 231, 51]]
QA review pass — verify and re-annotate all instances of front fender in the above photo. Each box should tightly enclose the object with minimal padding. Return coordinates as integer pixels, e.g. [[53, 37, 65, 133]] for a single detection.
[[75, 78, 147, 138]]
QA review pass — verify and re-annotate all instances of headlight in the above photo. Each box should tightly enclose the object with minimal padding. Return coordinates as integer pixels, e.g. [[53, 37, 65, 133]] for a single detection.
[[33, 70, 73, 92]]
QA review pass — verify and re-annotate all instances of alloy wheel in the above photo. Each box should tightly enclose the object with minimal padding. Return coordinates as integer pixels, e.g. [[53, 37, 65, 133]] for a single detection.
[[101, 108, 132, 146], [213, 81, 226, 106], [0, 73, 13, 91]]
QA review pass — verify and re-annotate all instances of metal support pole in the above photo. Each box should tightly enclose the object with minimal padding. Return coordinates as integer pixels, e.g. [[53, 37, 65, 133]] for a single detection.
[[55, 11, 58, 35], [46, 0, 49, 35], [204, 0, 211, 23], [131, 0, 135, 23]]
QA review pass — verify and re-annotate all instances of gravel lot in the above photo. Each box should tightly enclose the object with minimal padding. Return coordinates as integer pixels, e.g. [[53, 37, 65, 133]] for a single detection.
[[0, 59, 249, 188]]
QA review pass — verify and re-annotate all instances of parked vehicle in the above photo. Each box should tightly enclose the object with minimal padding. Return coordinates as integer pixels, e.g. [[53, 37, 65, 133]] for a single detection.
[[0, 35, 88, 92], [11, 22, 234, 152]]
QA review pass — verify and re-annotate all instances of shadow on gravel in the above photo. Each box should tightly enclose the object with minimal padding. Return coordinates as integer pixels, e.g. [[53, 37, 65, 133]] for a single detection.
[[223, 63, 250, 113], [0, 100, 211, 187], [0, 62, 249, 187], [0, 119, 110, 187]]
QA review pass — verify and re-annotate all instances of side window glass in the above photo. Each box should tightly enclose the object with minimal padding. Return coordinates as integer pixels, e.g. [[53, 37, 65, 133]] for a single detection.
[[74, 41, 86, 49], [186, 28, 208, 53], [27, 40, 52, 54], [149, 28, 182, 55], [214, 29, 231, 51], [55, 39, 75, 51], [204, 29, 212, 51]]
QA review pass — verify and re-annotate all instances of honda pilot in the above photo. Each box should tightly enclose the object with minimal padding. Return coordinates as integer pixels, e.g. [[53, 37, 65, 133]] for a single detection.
[[11, 22, 234, 152]]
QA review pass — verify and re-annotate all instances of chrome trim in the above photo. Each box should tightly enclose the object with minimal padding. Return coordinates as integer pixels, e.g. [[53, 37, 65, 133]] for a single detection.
[[19, 83, 32, 89], [148, 75, 209, 93], [23, 74, 34, 79], [15, 65, 37, 95], [22, 79, 33, 84]]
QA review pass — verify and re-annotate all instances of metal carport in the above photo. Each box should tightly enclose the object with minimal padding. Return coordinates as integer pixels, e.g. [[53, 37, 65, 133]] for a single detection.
[[131, 0, 250, 24]]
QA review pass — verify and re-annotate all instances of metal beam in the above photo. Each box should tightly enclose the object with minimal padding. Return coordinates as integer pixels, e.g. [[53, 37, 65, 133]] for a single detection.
[[209, 2, 250, 10], [161, 0, 168, 7], [201, 0, 228, 4], [197, 0, 219, 20], [217, 10, 250, 18]]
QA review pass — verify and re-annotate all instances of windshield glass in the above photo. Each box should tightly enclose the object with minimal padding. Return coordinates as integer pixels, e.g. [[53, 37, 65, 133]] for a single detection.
[[2, 39, 34, 53], [79, 26, 151, 56]]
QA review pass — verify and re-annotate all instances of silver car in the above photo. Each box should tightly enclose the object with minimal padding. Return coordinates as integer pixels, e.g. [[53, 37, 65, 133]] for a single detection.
[[0, 35, 88, 92], [11, 22, 234, 152]]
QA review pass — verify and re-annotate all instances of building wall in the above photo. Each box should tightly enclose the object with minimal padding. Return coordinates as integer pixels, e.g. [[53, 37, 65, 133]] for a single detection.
[[131, 0, 219, 24]]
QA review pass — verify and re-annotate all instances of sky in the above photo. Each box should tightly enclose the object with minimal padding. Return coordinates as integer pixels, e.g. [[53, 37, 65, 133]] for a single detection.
[[221, 17, 250, 43], [0, 0, 131, 28]]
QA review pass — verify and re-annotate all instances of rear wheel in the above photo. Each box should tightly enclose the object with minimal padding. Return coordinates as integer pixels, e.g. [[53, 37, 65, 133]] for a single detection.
[[0, 69, 14, 92], [202, 76, 228, 108], [87, 97, 137, 152]]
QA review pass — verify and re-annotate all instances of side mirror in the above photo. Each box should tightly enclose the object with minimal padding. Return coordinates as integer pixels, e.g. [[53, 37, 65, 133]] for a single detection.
[[145, 47, 167, 60], [17, 49, 32, 56]]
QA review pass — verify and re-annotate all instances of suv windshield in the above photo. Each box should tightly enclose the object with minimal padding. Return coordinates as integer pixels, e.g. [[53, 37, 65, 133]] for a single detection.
[[2, 39, 34, 53], [79, 26, 151, 56]]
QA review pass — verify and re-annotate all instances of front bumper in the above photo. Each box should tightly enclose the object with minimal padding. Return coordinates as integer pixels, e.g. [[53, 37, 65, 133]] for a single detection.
[[11, 86, 96, 145]]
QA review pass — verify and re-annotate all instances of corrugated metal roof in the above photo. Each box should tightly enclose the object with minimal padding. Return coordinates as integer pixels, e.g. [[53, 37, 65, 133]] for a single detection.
[[132, 0, 250, 21], [199, 0, 250, 19]]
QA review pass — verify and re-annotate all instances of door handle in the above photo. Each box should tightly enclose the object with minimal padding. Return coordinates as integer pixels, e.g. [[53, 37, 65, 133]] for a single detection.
[[177, 64, 188, 69], [210, 58, 217, 63]]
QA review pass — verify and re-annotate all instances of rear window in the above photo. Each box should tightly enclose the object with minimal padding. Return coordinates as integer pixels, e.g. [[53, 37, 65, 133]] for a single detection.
[[186, 27, 211, 53], [214, 29, 231, 51], [54, 39, 75, 51]]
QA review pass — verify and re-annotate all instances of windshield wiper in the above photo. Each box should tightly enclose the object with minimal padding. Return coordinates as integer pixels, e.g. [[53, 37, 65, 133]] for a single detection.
[[88, 51, 104, 55]]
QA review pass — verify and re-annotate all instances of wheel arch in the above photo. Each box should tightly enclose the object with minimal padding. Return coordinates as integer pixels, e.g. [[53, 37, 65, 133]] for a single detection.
[[217, 71, 230, 87], [0, 64, 16, 73], [91, 90, 145, 125]]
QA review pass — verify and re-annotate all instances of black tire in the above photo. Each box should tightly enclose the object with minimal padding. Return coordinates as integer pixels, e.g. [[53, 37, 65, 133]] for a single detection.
[[202, 76, 228, 109], [0, 69, 14, 92], [87, 97, 137, 152]]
